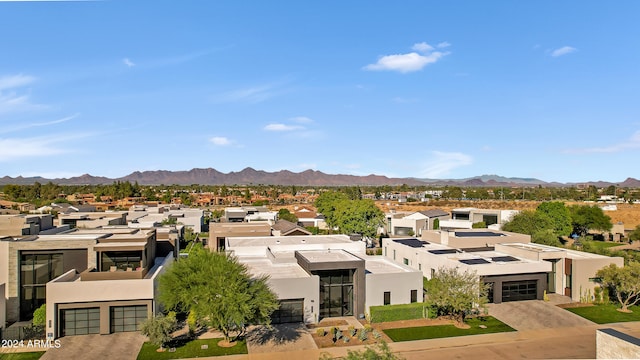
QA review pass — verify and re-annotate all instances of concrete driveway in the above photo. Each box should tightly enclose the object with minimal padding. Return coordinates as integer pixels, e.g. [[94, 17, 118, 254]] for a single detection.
[[245, 323, 317, 353], [39, 332, 146, 360], [487, 299, 594, 330]]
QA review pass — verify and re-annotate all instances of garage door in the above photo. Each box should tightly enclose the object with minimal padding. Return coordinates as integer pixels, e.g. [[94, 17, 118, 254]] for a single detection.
[[60, 308, 100, 336], [271, 299, 304, 324], [502, 280, 538, 302], [110, 305, 148, 333]]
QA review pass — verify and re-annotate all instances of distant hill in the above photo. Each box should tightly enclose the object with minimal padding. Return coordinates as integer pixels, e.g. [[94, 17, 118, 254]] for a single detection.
[[0, 168, 637, 187]]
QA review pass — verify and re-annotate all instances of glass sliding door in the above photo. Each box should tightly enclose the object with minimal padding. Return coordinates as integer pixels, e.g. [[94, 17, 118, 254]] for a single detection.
[[315, 269, 354, 320]]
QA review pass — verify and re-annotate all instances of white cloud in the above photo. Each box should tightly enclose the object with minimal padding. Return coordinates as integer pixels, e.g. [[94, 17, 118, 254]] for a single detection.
[[437, 42, 451, 48], [421, 151, 473, 178], [0, 113, 79, 134], [412, 42, 434, 53], [212, 83, 287, 104], [564, 131, 640, 154], [0, 133, 90, 162], [290, 116, 314, 124], [0, 74, 36, 91], [264, 123, 303, 131], [210, 136, 232, 146], [551, 46, 577, 57], [364, 42, 449, 73], [123, 58, 136, 67]]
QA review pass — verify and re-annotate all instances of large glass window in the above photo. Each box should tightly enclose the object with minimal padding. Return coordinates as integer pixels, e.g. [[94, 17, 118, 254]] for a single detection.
[[20, 253, 63, 320], [101, 251, 142, 271], [315, 269, 354, 319]]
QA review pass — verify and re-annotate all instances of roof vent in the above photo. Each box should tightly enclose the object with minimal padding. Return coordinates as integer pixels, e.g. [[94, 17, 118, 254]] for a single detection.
[[276, 239, 280, 244]]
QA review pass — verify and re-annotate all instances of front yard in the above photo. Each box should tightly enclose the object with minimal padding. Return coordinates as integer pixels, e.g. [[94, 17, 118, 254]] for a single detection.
[[136, 338, 247, 360], [562, 304, 640, 324], [383, 316, 515, 342]]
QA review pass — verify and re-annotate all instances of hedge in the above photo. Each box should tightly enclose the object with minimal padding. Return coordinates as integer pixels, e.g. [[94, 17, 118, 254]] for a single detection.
[[369, 303, 434, 323]]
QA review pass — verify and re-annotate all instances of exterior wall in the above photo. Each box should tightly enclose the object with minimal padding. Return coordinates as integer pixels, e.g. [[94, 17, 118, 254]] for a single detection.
[[571, 256, 624, 302], [365, 271, 423, 311], [596, 328, 640, 359], [0, 283, 6, 329], [4, 240, 96, 323], [268, 276, 319, 324]]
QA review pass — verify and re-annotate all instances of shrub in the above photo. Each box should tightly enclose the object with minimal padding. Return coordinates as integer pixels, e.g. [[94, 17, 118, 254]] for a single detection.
[[187, 310, 198, 337], [373, 330, 382, 339], [32, 304, 46, 327], [335, 329, 343, 341], [331, 326, 338, 335], [350, 327, 357, 337], [364, 324, 372, 332], [140, 314, 177, 350], [343, 336, 350, 343], [369, 302, 428, 323], [358, 329, 368, 341], [316, 328, 326, 337]]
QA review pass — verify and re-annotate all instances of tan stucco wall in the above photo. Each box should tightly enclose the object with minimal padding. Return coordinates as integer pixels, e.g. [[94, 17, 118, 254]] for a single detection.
[[572, 256, 624, 302], [597, 328, 640, 359]]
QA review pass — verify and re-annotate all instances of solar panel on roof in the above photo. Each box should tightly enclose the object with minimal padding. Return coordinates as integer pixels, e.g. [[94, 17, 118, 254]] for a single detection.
[[454, 231, 505, 237], [459, 258, 490, 265], [393, 239, 429, 248], [491, 256, 519, 262], [429, 249, 459, 255]]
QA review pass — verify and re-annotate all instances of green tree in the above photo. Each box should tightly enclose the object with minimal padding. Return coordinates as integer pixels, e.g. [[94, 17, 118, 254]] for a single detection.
[[32, 304, 46, 328], [629, 225, 640, 242], [344, 341, 403, 360], [532, 229, 562, 247], [502, 210, 554, 236], [425, 267, 488, 324], [472, 221, 487, 229], [596, 262, 640, 312], [333, 199, 384, 238], [536, 202, 572, 237], [433, 218, 440, 230], [277, 208, 298, 223], [568, 205, 612, 236], [315, 191, 349, 230], [140, 314, 177, 351], [159, 248, 279, 342]]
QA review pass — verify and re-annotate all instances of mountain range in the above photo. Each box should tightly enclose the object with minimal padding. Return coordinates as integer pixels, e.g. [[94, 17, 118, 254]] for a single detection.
[[0, 168, 639, 187]]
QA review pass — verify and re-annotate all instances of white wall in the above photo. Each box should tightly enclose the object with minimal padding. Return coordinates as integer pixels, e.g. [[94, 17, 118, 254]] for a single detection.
[[268, 276, 319, 323], [365, 271, 423, 311]]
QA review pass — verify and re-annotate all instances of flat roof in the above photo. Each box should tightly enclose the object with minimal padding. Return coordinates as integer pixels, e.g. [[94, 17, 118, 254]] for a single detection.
[[364, 257, 414, 274], [94, 241, 147, 250], [228, 235, 353, 247], [296, 249, 362, 263], [454, 231, 506, 238], [240, 258, 310, 279], [393, 239, 429, 248]]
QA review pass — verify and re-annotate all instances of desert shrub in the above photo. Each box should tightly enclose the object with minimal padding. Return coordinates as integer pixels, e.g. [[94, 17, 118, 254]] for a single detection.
[[316, 328, 326, 337]]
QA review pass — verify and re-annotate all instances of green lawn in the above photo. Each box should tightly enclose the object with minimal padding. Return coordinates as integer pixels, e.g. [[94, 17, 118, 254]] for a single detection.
[[0, 352, 46, 360], [586, 241, 624, 251], [565, 304, 640, 324], [136, 338, 248, 360], [383, 316, 515, 342]]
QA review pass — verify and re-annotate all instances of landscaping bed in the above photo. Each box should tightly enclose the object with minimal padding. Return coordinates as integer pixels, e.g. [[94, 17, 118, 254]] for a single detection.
[[0, 352, 45, 360], [312, 325, 391, 348]]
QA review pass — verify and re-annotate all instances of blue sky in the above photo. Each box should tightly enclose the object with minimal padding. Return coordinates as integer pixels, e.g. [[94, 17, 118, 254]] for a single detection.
[[0, 1, 639, 183]]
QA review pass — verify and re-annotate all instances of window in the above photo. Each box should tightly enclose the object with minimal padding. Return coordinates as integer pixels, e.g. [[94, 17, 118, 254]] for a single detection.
[[418, 263, 422, 271], [384, 247, 387, 256], [393, 250, 396, 260], [101, 251, 142, 272], [431, 268, 436, 278], [403, 258, 409, 265], [411, 289, 418, 303], [20, 252, 64, 320], [383, 291, 391, 305]]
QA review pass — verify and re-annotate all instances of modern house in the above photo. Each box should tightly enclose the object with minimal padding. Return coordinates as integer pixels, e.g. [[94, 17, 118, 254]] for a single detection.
[[385, 209, 450, 236], [0, 214, 55, 236], [0, 228, 173, 339], [438, 208, 519, 230], [209, 222, 272, 251], [384, 229, 623, 303], [226, 235, 422, 324]]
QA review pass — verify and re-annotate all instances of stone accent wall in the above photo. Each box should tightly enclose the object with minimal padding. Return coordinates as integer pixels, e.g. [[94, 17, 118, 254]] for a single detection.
[[597, 328, 640, 359]]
